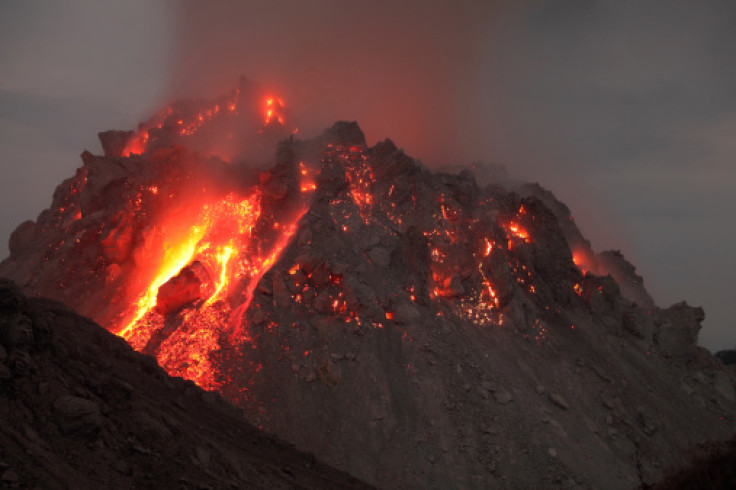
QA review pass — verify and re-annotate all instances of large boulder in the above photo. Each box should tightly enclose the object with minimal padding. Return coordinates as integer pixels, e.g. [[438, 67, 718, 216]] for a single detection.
[[655, 302, 704, 361], [155, 265, 204, 315], [98, 130, 135, 157]]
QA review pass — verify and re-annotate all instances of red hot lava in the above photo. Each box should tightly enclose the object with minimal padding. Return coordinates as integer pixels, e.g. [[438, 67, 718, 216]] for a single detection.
[[21, 86, 592, 395]]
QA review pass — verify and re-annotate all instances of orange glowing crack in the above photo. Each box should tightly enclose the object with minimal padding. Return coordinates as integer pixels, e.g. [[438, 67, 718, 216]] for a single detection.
[[204, 242, 236, 306], [229, 208, 307, 342], [507, 222, 530, 242], [117, 226, 207, 340], [117, 193, 261, 343], [484, 238, 494, 256]]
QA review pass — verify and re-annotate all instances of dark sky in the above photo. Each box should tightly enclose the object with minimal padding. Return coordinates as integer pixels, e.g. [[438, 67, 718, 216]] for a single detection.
[[1, 0, 734, 350]]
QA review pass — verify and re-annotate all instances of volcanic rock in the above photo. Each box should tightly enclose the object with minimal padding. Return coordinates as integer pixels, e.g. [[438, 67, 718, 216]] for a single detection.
[[155, 264, 204, 315], [655, 302, 704, 362], [7, 220, 36, 258], [716, 348, 736, 366], [597, 250, 655, 308], [1, 88, 734, 489], [320, 120, 366, 146], [0, 279, 371, 489], [98, 130, 135, 158]]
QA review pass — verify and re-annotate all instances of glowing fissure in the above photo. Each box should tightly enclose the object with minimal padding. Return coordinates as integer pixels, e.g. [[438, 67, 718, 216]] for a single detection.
[[115, 191, 265, 389], [230, 208, 307, 342], [204, 242, 236, 307], [117, 226, 207, 339]]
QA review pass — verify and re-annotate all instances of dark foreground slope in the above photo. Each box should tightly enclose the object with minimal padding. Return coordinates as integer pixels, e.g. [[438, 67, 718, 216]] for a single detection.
[[0, 278, 370, 489], [652, 438, 736, 489]]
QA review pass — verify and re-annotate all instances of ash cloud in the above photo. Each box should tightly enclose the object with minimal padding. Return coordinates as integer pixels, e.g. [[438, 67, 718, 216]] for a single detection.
[[166, 1, 496, 167]]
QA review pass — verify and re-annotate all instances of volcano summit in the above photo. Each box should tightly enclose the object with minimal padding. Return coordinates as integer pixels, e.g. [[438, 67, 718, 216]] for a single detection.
[[1, 84, 734, 488]]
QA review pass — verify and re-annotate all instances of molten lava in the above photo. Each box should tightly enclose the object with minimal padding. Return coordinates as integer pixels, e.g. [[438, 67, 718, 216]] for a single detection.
[[95, 96, 574, 394], [117, 192, 260, 335], [264, 96, 286, 126], [99, 86, 313, 390], [113, 182, 310, 390]]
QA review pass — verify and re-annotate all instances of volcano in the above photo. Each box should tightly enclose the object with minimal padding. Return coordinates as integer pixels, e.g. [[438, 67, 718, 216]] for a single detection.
[[1, 82, 734, 488]]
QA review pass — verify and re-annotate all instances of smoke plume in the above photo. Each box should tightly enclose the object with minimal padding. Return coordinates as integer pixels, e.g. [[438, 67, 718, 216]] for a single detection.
[[167, 1, 497, 167]]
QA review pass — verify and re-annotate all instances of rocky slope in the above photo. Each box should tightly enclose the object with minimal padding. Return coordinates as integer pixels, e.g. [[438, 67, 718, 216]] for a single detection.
[[0, 278, 371, 489], [1, 86, 735, 488]]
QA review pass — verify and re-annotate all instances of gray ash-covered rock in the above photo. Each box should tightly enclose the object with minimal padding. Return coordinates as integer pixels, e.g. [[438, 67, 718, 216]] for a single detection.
[[1, 89, 735, 489]]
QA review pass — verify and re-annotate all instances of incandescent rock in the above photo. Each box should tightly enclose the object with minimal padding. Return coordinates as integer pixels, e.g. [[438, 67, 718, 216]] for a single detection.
[[155, 265, 204, 315]]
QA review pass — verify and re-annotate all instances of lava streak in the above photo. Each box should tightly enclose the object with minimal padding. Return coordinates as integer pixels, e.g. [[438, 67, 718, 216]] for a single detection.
[[117, 223, 209, 338], [114, 173, 310, 390], [116, 192, 262, 389], [204, 242, 236, 307], [229, 207, 307, 343]]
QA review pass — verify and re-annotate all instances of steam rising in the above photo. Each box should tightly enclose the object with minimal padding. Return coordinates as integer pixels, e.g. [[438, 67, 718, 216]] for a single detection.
[[167, 1, 495, 167]]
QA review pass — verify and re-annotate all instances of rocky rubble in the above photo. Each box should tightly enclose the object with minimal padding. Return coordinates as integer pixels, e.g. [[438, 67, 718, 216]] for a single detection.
[[1, 96, 735, 489], [0, 278, 371, 489]]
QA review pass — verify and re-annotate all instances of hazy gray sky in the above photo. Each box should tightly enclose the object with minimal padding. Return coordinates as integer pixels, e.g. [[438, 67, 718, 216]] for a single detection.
[[1, 0, 734, 350]]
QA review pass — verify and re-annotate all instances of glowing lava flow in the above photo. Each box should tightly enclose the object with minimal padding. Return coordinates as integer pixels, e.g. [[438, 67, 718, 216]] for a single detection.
[[229, 207, 308, 343], [115, 192, 263, 388], [115, 165, 311, 390], [113, 87, 303, 390], [117, 225, 208, 339], [204, 242, 236, 307]]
